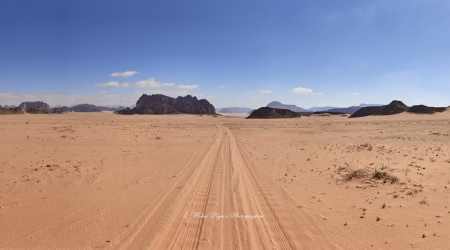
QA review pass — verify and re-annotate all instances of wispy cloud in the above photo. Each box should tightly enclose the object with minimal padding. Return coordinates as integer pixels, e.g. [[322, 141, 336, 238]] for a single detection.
[[95, 81, 130, 87], [219, 86, 225, 88], [110, 71, 139, 78], [259, 90, 272, 94], [351, 92, 359, 95], [134, 78, 174, 88], [292, 87, 313, 94], [177, 85, 199, 89]]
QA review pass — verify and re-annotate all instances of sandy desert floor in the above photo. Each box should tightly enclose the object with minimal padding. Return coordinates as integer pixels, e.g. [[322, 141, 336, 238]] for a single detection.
[[1, 111, 450, 249]]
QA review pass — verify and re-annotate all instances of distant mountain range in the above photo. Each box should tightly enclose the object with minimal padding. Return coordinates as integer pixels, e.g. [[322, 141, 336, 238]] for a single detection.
[[266, 101, 309, 112], [216, 107, 253, 114], [266, 101, 383, 114]]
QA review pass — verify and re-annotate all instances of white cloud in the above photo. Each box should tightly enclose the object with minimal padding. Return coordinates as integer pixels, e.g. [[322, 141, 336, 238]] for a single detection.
[[351, 92, 359, 95], [219, 86, 225, 88], [95, 81, 130, 88], [317, 93, 323, 96], [134, 78, 174, 88], [99, 91, 107, 94], [292, 87, 313, 94], [259, 90, 272, 94], [110, 71, 139, 78], [177, 85, 199, 89]]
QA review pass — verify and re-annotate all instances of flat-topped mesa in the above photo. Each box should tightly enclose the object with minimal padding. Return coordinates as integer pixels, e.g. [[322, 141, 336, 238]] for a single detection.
[[116, 94, 216, 115], [246, 107, 301, 119]]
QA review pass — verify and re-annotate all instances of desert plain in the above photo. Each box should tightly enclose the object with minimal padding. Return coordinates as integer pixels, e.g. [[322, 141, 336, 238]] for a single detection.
[[1, 111, 450, 249]]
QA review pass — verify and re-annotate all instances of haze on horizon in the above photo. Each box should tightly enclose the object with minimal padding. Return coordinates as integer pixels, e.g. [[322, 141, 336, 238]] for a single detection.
[[1, 0, 449, 109]]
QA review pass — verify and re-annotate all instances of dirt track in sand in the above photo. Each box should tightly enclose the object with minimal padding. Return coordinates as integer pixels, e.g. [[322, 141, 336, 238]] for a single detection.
[[2, 112, 450, 249]]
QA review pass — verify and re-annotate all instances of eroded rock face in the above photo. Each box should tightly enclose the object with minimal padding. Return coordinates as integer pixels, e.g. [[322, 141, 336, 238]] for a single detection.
[[116, 94, 216, 115], [18, 101, 50, 109], [246, 107, 301, 119]]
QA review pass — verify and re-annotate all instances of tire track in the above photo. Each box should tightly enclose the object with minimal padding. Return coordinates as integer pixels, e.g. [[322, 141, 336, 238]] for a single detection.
[[113, 127, 222, 249], [224, 125, 296, 249], [151, 125, 225, 249]]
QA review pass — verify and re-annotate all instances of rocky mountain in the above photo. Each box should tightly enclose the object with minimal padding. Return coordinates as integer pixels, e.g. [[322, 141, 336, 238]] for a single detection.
[[246, 107, 301, 119], [216, 107, 253, 114], [116, 94, 216, 115], [266, 101, 308, 112], [350, 101, 409, 118], [18, 101, 50, 109]]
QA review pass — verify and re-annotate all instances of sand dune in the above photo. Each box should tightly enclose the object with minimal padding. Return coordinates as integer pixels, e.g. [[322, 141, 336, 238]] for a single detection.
[[1, 111, 450, 249]]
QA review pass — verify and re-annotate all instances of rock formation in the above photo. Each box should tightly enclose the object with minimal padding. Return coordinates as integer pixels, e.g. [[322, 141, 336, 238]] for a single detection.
[[0, 107, 24, 115], [349, 100, 424, 118], [25, 107, 64, 114], [246, 107, 301, 119], [408, 105, 447, 114], [18, 101, 50, 109], [116, 94, 216, 115], [58, 104, 102, 112]]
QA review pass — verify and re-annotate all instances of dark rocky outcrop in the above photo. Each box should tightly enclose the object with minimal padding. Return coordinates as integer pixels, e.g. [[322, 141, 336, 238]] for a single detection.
[[350, 100, 409, 118], [0, 107, 24, 115], [58, 104, 102, 112], [266, 101, 308, 112], [349, 106, 383, 118], [70, 104, 102, 112], [408, 105, 447, 114], [18, 101, 50, 109], [116, 94, 216, 115], [246, 107, 301, 119], [26, 107, 64, 114]]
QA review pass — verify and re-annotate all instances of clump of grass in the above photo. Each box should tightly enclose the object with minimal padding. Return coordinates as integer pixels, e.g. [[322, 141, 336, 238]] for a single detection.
[[346, 169, 364, 181], [419, 198, 429, 205], [407, 189, 419, 196], [373, 170, 399, 184], [155, 136, 162, 140]]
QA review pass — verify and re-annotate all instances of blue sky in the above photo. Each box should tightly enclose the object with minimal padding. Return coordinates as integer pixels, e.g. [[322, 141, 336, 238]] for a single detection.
[[1, 0, 449, 108]]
